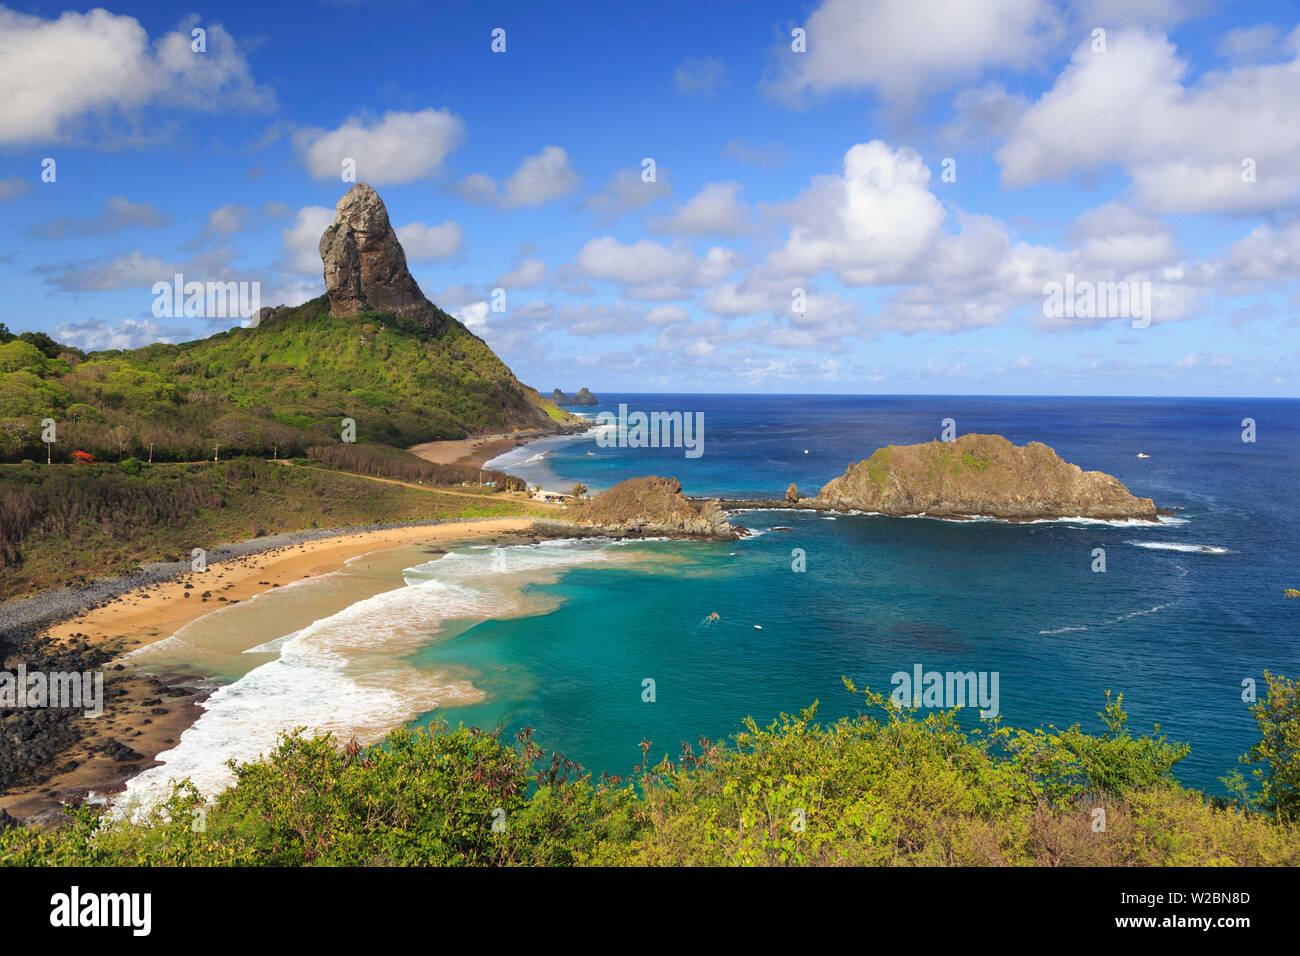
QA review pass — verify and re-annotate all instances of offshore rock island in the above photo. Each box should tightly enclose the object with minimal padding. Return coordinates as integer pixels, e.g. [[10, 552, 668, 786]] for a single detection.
[[721, 433, 1164, 522], [550, 387, 599, 406]]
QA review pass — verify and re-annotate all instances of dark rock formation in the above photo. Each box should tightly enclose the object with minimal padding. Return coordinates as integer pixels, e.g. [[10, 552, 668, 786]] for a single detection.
[[816, 433, 1159, 521], [250, 305, 288, 328], [319, 183, 440, 330], [564, 476, 742, 538], [550, 387, 598, 406]]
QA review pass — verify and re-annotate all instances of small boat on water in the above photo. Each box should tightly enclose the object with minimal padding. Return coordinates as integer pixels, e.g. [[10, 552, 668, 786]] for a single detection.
[[708, 612, 720, 621], [1137, 452, 1150, 458]]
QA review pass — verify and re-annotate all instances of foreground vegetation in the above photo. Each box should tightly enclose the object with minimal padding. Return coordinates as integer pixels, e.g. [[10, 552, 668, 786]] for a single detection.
[[0, 457, 541, 600], [4, 676, 1297, 866]]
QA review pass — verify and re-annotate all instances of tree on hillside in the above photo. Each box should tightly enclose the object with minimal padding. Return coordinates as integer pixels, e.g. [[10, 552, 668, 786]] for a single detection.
[[570, 482, 588, 502], [108, 424, 132, 461], [1241, 671, 1300, 823]]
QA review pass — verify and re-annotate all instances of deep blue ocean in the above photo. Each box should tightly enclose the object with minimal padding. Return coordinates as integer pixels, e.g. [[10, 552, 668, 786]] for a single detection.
[[417, 395, 1299, 794]]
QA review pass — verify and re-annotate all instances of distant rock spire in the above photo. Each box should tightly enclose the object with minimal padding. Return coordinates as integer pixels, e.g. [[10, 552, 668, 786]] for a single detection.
[[319, 183, 439, 328]]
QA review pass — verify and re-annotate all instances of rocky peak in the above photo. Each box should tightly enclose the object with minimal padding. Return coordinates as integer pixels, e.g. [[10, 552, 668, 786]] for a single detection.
[[319, 183, 438, 328]]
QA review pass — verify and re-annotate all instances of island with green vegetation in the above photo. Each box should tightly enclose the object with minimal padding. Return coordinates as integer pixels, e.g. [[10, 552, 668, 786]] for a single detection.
[[802, 433, 1162, 521]]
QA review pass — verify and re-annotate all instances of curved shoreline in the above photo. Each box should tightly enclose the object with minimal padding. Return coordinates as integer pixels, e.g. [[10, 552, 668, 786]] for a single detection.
[[0, 517, 542, 825], [0, 518, 536, 651]]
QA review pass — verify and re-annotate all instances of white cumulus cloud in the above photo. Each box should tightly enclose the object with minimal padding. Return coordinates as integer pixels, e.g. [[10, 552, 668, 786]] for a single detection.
[[0, 9, 272, 145], [297, 109, 466, 185], [396, 221, 463, 261]]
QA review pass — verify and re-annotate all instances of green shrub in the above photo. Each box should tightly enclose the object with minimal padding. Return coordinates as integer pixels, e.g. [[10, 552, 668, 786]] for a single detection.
[[1241, 671, 1300, 822], [1, 687, 1296, 867]]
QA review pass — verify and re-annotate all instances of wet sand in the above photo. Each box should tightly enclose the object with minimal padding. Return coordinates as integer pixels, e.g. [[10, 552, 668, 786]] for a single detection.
[[1, 518, 538, 824]]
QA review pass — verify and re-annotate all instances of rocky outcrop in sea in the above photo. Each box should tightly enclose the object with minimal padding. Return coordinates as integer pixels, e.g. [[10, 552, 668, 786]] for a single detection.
[[550, 387, 599, 406], [815, 433, 1160, 521]]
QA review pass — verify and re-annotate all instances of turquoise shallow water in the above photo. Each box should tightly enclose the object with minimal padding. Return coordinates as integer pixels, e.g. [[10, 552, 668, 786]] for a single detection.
[[410, 395, 1300, 795]]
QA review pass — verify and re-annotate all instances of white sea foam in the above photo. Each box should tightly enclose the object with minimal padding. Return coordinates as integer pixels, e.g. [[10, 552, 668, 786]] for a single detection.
[[1126, 541, 1229, 554], [122, 571, 332, 663], [483, 423, 609, 475], [1039, 603, 1172, 635], [924, 513, 1171, 527], [117, 540, 618, 813]]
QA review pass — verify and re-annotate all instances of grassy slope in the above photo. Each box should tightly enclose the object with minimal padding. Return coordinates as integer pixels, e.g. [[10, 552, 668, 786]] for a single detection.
[[0, 459, 544, 600], [0, 298, 577, 462], [129, 298, 566, 443]]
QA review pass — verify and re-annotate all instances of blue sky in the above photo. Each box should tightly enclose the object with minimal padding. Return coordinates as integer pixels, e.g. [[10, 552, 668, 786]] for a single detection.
[[1, 0, 1298, 395]]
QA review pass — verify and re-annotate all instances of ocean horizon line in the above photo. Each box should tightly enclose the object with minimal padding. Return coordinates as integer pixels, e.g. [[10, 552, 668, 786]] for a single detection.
[[561, 391, 1300, 401]]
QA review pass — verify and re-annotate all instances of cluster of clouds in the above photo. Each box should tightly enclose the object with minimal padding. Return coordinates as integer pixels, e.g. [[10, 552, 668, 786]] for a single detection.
[[0, 7, 271, 145], [4, 0, 1298, 388]]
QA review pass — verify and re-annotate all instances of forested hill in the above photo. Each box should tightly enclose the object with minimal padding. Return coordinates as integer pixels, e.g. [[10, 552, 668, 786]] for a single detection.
[[0, 297, 576, 463]]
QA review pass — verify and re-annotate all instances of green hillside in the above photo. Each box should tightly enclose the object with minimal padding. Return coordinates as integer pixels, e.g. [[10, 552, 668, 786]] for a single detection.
[[0, 299, 575, 462], [0, 458, 541, 600]]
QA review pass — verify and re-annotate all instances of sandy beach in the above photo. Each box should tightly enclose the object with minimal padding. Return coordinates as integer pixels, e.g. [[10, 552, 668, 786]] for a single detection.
[[42, 518, 536, 650], [408, 426, 580, 469], [409, 434, 536, 468], [1, 517, 540, 823]]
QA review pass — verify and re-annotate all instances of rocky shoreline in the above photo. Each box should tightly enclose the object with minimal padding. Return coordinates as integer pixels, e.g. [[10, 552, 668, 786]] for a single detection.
[[555, 476, 746, 540]]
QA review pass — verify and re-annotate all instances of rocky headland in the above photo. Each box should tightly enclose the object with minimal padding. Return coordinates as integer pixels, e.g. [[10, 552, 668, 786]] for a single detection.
[[541, 476, 743, 539]]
